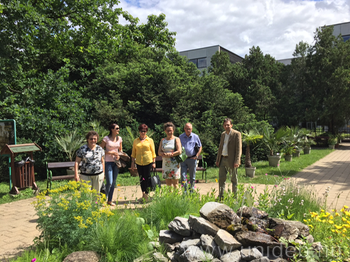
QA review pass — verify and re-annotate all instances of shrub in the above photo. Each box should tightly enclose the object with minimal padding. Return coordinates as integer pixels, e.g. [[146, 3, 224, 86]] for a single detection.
[[87, 210, 150, 262], [260, 178, 323, 221], [32, 181, 113, 248], [305, 206, 350, 261]]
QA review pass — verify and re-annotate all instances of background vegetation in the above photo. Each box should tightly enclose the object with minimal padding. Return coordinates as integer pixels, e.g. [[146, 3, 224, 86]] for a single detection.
[[1, 0, 350, 182]]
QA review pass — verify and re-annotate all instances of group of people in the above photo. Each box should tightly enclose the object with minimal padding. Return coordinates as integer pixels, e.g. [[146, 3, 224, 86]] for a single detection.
[[74, 118, 242, 205]]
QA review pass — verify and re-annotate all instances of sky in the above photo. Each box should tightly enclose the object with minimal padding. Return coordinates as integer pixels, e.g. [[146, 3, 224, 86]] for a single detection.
[[117, 0, 350, 60]]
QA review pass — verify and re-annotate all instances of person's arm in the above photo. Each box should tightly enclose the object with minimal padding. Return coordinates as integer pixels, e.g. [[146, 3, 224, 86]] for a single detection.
[[74, 156, 81, 181], [196, 146, 202, 158], [216, 134, 224, 167], [234, 132, 242, 168], [119, 142, 123, 152], [158, 139, 164, 157], [101, 155, 105, 174], [100, 140, 106, 149], [172, 138, 182, 157], [131, 140, 137, 170]]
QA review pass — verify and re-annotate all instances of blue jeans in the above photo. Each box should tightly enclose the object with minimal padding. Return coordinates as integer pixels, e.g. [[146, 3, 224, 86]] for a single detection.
[[105, 162, 119, 202], [181, 158, 197, 192]]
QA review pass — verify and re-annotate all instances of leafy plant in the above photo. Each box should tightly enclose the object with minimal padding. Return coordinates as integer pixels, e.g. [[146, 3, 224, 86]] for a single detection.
[[262, 126, 288, 156], [242, 129, 263, 168], [33, 181, 113, 247], [55, 130, 84, 161], [86, 120, 109, 144]]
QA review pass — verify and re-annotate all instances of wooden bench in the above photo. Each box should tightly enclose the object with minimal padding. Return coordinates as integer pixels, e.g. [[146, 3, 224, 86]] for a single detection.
[[46, 162, 79, 190], [154, 155, 208, 183]]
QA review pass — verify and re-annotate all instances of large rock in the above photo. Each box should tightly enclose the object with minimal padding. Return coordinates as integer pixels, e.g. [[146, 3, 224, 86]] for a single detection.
[[220, 250, 242, 262], [200, 234, 221, 258], [63, 251, 100, 262], [179, 245, 214, 262], [240, 247, 263, 261], [178, 238, 201, 253], [237, 206, 268, 219], [251, 257, 270, 262], [188, 215, 219, 237], [199, 202, 223, 219], [200, 202, 241, 229], [159, 230, 184, 244], [248, 217, 269, 232], [235, 231, 283, 252], [269, 218, 310, 240], [163, 242, 180, 252], [214, 229, 241, 251], [153, 252, 168, 262], [168, 216, 192, 236]]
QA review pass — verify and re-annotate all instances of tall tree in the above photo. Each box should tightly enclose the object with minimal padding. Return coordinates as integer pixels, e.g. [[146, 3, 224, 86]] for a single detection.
[[303, 26, 350, 133]]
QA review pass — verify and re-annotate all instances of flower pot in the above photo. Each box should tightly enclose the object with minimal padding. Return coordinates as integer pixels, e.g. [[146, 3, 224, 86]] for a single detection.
[[284, 154, 292, 162], [292, 150, 300, 157], [129, 168, 139, 177], [268, 155, 281, 167], [303, 147, 311, 154], [329, 145, 335, 149], [245, 167, 256, 178]]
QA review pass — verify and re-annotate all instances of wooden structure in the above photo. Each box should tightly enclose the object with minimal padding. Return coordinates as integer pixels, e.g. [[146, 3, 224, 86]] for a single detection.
[[0, 143, 42, 194]]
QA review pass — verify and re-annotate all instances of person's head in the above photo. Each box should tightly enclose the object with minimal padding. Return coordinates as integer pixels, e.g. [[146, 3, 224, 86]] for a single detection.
[[108, 123, 120, 136], [184, 123, 192, 137], [164, 122, 175, 136], [223, 118, 233, 133], [138, 123, 148, 136], [86, 131, 99, 146]]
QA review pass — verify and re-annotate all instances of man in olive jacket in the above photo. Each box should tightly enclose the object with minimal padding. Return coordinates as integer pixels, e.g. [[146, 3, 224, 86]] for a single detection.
[[215, 118, 242, 199]]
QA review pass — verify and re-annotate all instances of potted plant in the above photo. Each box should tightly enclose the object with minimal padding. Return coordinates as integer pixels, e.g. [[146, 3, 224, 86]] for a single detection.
[[55, 130, 84, 175], [282, 144, 295, 162], [262, 126, 288, 167], [242, 130, 263, 177], [328, 135, 337, 149], [302, 136, 316, 154]]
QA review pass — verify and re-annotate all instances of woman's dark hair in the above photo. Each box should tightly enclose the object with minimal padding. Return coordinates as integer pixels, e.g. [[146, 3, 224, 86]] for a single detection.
[[108, 123, 118, 136], [138, 123, 148, 132], [86, 131, 99, 141], [163, 122, 175, 131]]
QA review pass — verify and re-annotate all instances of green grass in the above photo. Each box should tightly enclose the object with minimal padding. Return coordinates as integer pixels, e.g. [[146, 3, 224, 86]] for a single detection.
[[0, 148, 333, 205]]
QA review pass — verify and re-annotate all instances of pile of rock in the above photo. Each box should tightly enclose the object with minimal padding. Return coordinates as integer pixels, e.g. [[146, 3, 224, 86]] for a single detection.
[[155, 202, 321, 262]]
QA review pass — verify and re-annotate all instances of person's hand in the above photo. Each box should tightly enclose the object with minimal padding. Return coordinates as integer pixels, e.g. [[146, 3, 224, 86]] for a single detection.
[[152, 163, 156, 169], [234, 164, 240, 168], [75, 175, 80, 182], [131, 165, 135, 171], [115, 153, 120, 160], [215, 162, 219, 167]]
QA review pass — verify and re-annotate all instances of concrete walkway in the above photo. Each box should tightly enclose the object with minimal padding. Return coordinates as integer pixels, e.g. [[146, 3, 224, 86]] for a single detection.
[[1, 144, 350, 261]]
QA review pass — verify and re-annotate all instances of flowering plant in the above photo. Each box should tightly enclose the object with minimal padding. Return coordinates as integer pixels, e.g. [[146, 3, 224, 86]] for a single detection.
[[32, 181, 113, 247]]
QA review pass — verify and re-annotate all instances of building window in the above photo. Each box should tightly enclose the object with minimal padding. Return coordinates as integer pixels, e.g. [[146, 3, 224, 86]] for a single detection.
[[188, 58, 207, 68], [189, 59, 198, 67], [342, 35, 350, 42], [198, 58, 207, 68]]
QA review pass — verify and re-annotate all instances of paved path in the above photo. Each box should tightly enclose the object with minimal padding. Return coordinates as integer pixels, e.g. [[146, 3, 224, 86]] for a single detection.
[[1, 144, 350, 261]]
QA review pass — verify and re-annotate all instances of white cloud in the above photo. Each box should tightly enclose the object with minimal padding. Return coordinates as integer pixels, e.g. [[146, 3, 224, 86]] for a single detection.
[[118, 0, 350, 60]]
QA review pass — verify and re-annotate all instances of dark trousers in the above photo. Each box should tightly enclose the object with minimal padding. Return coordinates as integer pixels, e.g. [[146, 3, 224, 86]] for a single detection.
[[137, 163, 152, 194]]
